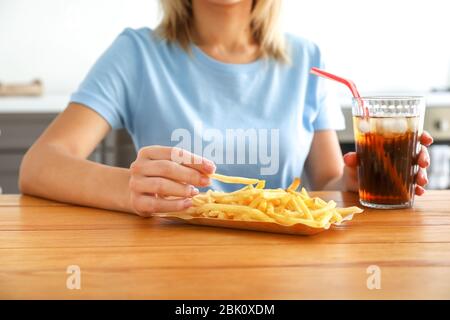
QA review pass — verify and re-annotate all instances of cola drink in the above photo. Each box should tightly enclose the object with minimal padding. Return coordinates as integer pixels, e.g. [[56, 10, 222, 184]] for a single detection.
[[353, 116, 420, 208], [351, 97, 425, 209]]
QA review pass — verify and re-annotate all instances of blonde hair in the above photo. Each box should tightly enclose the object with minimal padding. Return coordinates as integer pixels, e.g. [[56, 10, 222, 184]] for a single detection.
[[156, 0, 289, 63]]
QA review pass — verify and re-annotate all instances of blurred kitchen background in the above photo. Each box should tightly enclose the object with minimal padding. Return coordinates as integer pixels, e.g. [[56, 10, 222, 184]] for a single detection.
[[1, 0, 450, 193]]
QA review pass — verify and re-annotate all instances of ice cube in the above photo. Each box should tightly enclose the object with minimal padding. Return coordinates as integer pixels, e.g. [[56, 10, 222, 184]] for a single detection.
[[407, 117, 419, 132], [391, 118, 408, 134], [358, 119, 370, 133], [375, 118, 389, 134], [369, 118, 377, 133], [377, 118, 408, 135]]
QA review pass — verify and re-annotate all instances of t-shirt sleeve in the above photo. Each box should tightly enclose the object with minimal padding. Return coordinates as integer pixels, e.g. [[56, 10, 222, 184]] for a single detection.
[[70, 29, 138, 130], [309, 45, 346, 131]]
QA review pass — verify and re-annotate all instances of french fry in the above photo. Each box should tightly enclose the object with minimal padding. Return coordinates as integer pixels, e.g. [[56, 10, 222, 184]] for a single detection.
[[180, 173, 363, 228], [287, 178, 301, 191], [210, 173, 261, 185]]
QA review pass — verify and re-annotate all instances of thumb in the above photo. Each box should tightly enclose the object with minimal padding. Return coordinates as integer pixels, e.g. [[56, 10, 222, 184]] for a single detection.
[[343, 152, 358, 167]]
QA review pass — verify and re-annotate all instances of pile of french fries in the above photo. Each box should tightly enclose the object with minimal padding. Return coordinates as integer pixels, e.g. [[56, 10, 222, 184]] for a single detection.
[[182, 173, 363, 229]]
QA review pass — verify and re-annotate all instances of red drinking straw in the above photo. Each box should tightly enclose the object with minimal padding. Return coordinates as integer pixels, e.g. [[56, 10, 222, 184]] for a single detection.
[[310, 67, 369, 117]]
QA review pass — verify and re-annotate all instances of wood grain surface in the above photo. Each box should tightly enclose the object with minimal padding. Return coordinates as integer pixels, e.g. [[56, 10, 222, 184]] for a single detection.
[[1, 192, 449, 299]]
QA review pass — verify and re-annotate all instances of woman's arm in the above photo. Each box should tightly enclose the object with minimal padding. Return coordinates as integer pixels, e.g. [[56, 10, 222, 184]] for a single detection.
[[19, 103, 134, 212], [304, 130, 345, 191], [19, 103, 215, 215]]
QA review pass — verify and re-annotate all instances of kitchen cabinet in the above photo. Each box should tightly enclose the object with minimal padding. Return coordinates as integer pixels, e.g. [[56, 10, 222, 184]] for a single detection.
[[0, 109, 136, 194], [2, 94, 450, 193]]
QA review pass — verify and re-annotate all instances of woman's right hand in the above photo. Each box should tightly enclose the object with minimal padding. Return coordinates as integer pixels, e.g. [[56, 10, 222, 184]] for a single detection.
[[128, 145, 216, 217]]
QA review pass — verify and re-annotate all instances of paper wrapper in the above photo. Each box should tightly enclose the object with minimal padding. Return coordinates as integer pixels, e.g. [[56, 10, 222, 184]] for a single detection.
[[154, 210, 361, 236]]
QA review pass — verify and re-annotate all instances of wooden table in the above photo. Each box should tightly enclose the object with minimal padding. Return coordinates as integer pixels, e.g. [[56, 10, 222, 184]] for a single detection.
[[1, 192, 449, 299]]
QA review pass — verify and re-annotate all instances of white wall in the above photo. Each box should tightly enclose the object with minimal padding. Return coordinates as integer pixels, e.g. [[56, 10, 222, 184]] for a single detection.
[[282, 0, 450, 94], [1, 0, 449, 95], [0, 0, 159, 94]]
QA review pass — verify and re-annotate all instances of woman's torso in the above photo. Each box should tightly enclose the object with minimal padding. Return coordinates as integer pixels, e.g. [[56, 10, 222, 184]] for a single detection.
[[70, 28, 345, 191]]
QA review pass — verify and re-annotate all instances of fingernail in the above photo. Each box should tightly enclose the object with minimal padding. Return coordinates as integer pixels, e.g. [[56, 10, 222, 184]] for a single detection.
[[200, 176, 210, 185], [190, 186, 199, 196], [203, 161, 216, 173], [183, 198, 192, 208]]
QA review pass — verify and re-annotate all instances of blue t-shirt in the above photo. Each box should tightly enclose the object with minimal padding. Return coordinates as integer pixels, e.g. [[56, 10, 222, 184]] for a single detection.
[[70, 27, 345, 191]]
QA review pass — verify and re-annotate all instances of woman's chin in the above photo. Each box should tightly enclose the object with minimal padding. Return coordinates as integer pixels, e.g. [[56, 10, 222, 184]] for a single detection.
[[203, 0, 246, 6]]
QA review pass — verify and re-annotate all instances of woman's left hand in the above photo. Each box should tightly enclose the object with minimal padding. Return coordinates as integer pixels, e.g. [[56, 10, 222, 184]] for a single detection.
[[343, 131, 434, 195]]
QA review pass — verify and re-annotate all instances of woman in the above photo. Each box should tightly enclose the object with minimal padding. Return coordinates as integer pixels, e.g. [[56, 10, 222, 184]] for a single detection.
[[19, 0, 432, 216]]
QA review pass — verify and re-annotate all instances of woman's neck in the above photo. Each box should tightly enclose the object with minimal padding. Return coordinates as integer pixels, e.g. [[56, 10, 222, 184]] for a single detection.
[[191, 0, 260, 64]]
